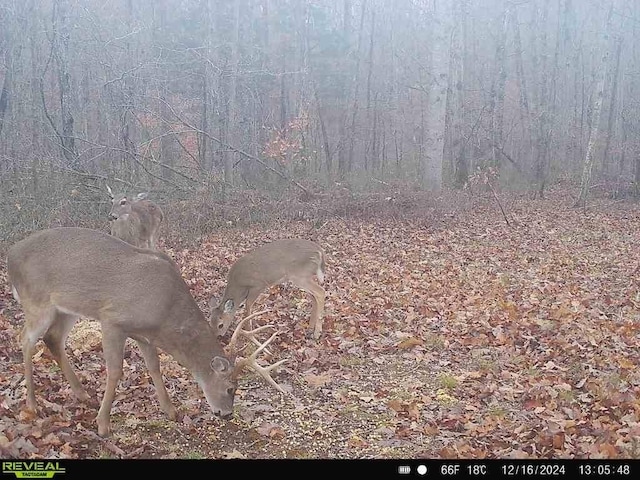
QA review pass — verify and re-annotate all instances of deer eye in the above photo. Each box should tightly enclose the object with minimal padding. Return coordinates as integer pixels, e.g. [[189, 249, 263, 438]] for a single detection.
[[119, 199, 127, 206]]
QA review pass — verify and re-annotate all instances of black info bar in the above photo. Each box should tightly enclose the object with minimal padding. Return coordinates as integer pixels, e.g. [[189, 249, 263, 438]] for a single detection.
[[1, 459, 637, 479]]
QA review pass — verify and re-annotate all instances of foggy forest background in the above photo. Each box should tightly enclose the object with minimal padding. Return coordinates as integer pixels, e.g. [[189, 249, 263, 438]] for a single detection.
[[0, 0, 638, 242]]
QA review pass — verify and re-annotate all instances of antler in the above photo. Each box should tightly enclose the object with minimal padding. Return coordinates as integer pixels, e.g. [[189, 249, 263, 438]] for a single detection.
[[226, 310, 288, 394], [227, 310, 273, 352]]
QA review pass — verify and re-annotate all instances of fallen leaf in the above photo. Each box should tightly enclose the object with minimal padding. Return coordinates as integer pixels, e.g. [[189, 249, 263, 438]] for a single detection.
[[269, 427, 285, 439], [407, 402, 420, 420], [257, 422, 285, 439], [387, 399, 404, 412], [348, 435, 367, 448], [304, 373, 331, 388], [397, 337, 423, 350], [553, 433, 565, 449], [423, 424, 439, 435], [221, 449, 247, 459]]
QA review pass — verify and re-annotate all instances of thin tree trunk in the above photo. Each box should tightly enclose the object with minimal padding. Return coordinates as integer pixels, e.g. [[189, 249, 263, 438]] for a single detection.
[[344, 0, 367, 176], [365, 8, 375, 172], [489, 0, 509, 168], [225, 0, 241, 186], [122, 0, 137, 183], [601, 37, 622, 177], [635, 141, 640, 190], [454, 0, 470, 188], [0, 48, 11, 141], [199, 0, 214, 172], [425, 1, 452, 190], [533, 0, 550, 198], [54, 0, 80, 169], [512, 5, 532, 176], [28, 0, 41, 190], [337, 0, 352, 178], [314, 87, 333, 179], [537, 0, 563, 199], [577, 4, 614, 209], [155, 0, 174, 182]]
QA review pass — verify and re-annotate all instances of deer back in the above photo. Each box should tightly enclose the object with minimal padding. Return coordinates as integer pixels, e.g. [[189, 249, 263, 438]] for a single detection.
[[228, 238, 325, 288]]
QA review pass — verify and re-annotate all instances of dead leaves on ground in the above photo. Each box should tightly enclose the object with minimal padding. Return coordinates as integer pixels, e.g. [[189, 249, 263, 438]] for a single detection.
[[1, 194, 640, 458]]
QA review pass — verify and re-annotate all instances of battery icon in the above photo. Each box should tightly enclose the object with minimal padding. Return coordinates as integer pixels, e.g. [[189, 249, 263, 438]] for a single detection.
[[398, 466, 411, 474]]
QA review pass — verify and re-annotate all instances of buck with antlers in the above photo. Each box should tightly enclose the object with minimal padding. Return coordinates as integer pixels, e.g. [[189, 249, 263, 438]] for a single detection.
[[209, 238, 326, 340], [7, 227, 285, 437], [106, 185, 163, 250]]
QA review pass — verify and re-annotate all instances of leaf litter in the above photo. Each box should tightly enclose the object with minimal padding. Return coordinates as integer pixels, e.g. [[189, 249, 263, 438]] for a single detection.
[[0, 193, 639, 458]]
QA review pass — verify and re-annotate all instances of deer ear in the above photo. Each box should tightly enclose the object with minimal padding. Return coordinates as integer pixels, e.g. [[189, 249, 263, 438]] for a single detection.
[[210, 356, 231, 373], [135, 192, 149, 201], [223, 299, 234, 313]]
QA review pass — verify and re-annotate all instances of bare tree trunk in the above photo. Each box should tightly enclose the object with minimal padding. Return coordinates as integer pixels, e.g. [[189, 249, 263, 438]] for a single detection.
[[199, 0, 214, 172], [601, 36, 623, 177], [425, 1, 452, 190], [364, 8, 375, 172], [371, 93, 379, 173], [122, 0, 137, 183], [53, 0, 79, 169], [512, 5, 533, 177], [489, 0, 509, 169], [28, 0, 41, 190], [224, 0, 241, 186], [280, 58, 288, 135], [577, 4, 614, 209], [442, 24, 457, 187], [344, 0, 367, 177], [154, 0, 175, 182], [336, 0, 352, 178], [0, 45, 11, 141], [200, 65, 210, 172], [636, 150, 640, 190], [537, 0, 563, 198], [454, 0, 470, 188], [532, 0, 550, 198], [560, 0, 577, 174], [314, 87, 333, 179]]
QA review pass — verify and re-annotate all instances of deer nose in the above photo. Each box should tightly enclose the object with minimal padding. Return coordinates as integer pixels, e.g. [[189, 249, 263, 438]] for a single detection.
[[213, 410, 233, 420]]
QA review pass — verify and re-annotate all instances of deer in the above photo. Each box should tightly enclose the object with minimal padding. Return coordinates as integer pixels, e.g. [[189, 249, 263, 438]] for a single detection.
[[7, 227, 286, 437], [209, 238, 326, 341], [106, 184, 163, 250]]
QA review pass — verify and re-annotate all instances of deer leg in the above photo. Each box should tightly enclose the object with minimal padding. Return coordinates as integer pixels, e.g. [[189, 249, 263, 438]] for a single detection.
[[134, 339, 177, 420], [294, 278, 326, 340], [43, 311, 89, 402], [96, 327, 126, 437], [20, 308, 55, 411]]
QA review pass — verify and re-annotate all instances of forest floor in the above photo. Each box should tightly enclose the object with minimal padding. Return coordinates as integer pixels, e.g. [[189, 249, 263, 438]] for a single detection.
[[1, 191, 640, 459]]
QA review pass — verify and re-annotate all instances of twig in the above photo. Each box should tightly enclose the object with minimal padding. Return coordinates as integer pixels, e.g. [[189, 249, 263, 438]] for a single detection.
[[371, 177, 390, 186], [486, 179, 511, 226]]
